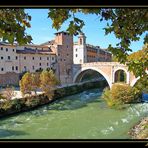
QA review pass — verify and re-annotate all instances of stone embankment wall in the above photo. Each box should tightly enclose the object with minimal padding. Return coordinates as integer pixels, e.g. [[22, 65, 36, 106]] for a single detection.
[[0, 72, 20, 86]]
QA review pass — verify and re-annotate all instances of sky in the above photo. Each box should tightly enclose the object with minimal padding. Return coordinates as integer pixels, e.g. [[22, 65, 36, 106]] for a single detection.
[[25, 9, 147, 53]]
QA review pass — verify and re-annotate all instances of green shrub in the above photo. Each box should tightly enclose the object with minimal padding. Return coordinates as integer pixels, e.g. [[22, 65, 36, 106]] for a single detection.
[[102, 83, 141, 109], [111, 83, 136, 103], [11, 99, 23, 111], [102, 87, 124, 109], [134, 76, 148, 94], [0, 93, 6, 100], [1, 101, 12, 111], [25, 97, 40, 107]]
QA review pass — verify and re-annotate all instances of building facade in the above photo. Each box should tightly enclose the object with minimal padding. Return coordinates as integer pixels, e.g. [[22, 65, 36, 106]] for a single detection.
[[73, 33, 112, 64], [0, 42, 56, 86]]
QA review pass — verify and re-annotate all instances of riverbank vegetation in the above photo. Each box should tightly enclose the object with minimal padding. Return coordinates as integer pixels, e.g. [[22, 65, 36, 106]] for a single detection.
[[19, 70, 59, 98], [102, 83, 142, 109]]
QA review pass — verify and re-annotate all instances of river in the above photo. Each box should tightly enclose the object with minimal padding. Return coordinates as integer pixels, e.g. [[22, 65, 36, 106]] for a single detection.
[[0, 88, 147, 139]]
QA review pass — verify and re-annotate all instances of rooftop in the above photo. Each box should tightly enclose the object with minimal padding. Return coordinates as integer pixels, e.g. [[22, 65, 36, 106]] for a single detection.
[[40, 40, 55, 46], [16, 47, 53, 55]]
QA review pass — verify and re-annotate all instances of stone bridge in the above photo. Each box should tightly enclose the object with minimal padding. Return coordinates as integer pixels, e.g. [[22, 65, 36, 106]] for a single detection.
[[72, 62, 140, 88]]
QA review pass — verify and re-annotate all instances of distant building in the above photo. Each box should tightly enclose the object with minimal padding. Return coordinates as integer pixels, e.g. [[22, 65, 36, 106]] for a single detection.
[[0, 42, 56, 86], [0, 31, 112, 86], [73, 32, 112, 64]]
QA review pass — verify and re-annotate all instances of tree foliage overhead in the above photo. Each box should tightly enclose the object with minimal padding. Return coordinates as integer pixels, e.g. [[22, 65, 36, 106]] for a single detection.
[[0, 9, 32, 45], [48, 9, 148, 49], [127, 44, 148, 78], [48, 8, 148, 78]]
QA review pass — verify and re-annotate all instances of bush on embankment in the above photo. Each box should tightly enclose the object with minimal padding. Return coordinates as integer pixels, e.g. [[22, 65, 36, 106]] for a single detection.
[[0, 80, 107, 118], [102, 83, 142, 109]]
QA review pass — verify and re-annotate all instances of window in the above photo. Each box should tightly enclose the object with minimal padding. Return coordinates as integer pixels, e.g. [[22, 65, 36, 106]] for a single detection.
[[32, 57, 34, 60], [1, 57, 3, 60], [39, 63, 41, 66], [40, 57, 42, 60], [64, 59, 66, 61], [67, 54, 69, 56], [12, 66, 14, 71], [16, 66, 18, 71], [58, 54, 60, 56], [47, 63, 49, 66], [1, 47, 3, 50], [16, 56, 18, 60], [76, 54, 78, 57], [13, 49, 15, 52], [80, 39, 82, 45], [61, 59, 62, 61], [6, 48, 8, 52], [24, 66, 27, 71], [24, 56, 26, 60], [8, 56, 10, 60], [32, 66, 34, 70], [52, 57, 54, 61], [47, 57, 49, 60], [1, 68, 4, 71], [75, 48, 77, 52], [67, 45, 68, 48]]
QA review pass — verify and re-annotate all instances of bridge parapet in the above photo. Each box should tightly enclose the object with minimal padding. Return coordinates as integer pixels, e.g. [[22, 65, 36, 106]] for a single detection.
[[81, 62, 125, 66]]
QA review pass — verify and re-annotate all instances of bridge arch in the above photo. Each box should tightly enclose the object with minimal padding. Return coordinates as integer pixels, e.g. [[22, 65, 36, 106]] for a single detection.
[[73, 67, 112, 88], [113, 67, 129, 84]]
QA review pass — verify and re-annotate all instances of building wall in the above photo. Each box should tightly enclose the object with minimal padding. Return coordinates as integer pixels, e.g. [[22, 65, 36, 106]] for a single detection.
[[0, 45, 20, 74], [86, 46, 98, 62], [0, 44, 56, 86], [55, 32, 73, 84], [73, 45, 85, 64], [73, 33, 87, 64], [0, 72, 20, 86], [18, 53, 54, 73]]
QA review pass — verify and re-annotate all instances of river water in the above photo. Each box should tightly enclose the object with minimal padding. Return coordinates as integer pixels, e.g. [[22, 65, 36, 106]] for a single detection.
[[0, 88, 147, 139]]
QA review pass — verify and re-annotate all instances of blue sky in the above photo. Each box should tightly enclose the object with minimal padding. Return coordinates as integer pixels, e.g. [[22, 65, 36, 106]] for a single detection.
[[25, 9, 146, 53]]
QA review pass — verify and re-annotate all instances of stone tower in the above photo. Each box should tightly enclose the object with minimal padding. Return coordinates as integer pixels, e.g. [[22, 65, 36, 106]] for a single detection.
[[55, 31, 73, 85]]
